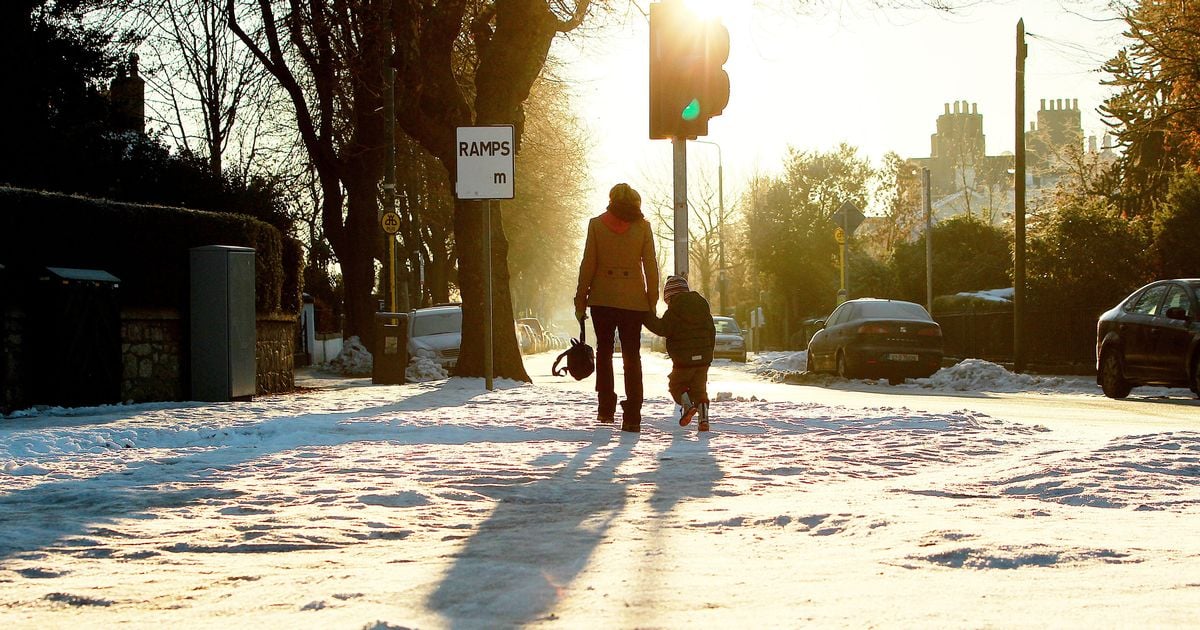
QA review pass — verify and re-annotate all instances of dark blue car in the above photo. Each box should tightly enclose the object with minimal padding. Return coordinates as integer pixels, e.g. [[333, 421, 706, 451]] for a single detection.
[[1096, 279, 1200, 399], [805, 298, 943, 385]]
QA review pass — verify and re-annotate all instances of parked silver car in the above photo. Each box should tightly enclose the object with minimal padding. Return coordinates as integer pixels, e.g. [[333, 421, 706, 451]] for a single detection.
[[713, 316, 747, 362], [408, 304, 462, 369]]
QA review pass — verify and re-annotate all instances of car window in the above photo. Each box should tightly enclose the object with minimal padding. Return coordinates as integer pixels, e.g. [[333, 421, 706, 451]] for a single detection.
[[412, 310, 462, 336], [714, 318, 741, 334], [1162, 285, 1192, 317], [855, 301, 932, 321], [827, 304, 849, 327], [1128, 285, 1167, 316]]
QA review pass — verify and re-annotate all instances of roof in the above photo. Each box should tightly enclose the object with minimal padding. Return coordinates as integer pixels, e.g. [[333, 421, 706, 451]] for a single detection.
[[45, 267, 121, 283]]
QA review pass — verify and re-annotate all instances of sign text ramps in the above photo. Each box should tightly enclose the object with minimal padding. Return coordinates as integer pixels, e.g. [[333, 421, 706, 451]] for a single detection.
[[455, 126, 515, 200]]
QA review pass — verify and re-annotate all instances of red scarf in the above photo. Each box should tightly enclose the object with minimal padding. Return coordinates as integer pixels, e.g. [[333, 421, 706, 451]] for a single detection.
[[600, 210, 631, 234]]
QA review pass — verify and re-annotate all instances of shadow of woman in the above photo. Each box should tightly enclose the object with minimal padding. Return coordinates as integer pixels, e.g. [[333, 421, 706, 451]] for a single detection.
[[426, 430, 637, 628]]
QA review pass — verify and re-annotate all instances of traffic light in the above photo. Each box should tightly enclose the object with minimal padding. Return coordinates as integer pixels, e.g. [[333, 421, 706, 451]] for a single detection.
[[649, 2, 730, 139]]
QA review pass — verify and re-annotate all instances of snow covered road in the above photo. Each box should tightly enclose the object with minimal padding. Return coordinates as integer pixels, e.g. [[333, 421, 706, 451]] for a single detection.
[[1, 351, 1198, 628]]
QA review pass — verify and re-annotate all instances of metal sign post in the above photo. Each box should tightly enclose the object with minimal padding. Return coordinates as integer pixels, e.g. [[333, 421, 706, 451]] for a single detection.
[[484, 200, 493, 391], [381, 211, 401, 313], [834, 226, 847, 305], [831, 201, 863, 305], [455, 125, 515, 391]]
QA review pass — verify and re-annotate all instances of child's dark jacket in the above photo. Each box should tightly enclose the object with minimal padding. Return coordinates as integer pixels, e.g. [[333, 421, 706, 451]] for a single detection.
[[644, 291, 716, 367]]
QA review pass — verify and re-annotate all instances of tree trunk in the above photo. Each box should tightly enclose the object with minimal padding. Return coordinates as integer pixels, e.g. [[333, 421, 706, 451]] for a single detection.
[[427, 224, 451, 304], [452, 199, 529, 380], [340, 173, 383, 348], [446, 1, 559, 382]]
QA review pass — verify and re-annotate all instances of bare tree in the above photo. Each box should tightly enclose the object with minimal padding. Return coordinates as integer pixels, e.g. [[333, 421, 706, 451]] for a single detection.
[[646, 167, 734, 307], [389, 0, 594, 381], [503, 72, 590, 321], [228, 0, 393, 354], [132, 0, 274, 177]]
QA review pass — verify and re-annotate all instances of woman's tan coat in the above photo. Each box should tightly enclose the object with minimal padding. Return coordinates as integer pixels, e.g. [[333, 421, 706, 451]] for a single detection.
[[574, 215, 660, 314]]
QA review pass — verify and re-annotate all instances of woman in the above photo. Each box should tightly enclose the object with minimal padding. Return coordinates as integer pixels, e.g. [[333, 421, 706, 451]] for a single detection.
[[574, 183, 660, 433]]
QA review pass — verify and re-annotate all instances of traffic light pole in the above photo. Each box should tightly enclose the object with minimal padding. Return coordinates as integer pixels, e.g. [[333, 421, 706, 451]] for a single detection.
[[673, 137, 688, 279]]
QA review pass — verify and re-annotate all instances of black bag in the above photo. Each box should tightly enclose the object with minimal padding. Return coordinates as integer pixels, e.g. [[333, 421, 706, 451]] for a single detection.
[[552, 320, 595, 380]]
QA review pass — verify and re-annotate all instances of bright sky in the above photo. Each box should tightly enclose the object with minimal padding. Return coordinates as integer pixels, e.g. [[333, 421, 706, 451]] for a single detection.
[[553, 0, 1126, 208]]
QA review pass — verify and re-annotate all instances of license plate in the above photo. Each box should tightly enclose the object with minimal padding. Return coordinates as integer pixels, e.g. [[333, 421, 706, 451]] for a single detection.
[[887, 353, 919, 362]]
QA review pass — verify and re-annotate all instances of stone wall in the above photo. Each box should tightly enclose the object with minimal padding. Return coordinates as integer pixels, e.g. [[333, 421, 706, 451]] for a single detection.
[[1, 307, 26, 414], [121, 308, 184, 402], [3, 307, 297, 413]]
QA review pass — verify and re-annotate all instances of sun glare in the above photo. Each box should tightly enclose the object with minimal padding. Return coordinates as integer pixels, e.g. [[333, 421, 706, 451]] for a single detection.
[[680, 0, 741, 20]]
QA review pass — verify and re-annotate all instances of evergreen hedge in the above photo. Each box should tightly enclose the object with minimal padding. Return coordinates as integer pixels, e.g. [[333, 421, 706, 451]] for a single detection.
[[0, 187, 301, 313]]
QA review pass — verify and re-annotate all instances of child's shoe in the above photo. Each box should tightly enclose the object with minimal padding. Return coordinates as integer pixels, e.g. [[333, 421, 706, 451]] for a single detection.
[[697, 403, 710, 432], [678, 391, 698, 427]]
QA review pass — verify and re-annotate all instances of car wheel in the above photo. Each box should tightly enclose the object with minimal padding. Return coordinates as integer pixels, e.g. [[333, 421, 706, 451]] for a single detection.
[[888, 376, 904, 386], [1100, 349, 1132, 399], [836, 350, 852, 379]]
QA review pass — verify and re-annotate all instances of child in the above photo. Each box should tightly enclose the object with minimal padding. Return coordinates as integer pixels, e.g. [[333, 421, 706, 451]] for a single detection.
[[643, 275, 716, 431]]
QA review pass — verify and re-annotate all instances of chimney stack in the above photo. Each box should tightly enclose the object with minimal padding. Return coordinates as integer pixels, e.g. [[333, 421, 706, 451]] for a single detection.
[[109, 53, 145, 134]]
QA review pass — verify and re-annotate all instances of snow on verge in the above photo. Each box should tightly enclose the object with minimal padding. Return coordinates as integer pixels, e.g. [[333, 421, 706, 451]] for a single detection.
[[327, 336, 373, 376], [407, 349, 449, 382], [908, 358, 1091, 394], [747, 351, 1101, 394]]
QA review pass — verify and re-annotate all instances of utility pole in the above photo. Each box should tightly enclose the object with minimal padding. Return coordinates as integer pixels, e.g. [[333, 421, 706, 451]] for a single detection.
[[383, 65, 398, 314], [923, 168, 933, 314], [1014, 19, 1027, 373]]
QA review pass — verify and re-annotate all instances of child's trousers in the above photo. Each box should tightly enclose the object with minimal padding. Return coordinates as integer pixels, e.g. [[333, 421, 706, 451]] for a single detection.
[[667, 364, 709, 407]]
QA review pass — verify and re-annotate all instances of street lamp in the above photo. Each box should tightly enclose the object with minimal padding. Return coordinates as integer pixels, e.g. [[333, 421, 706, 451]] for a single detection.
[[690, 139, 725, 315]]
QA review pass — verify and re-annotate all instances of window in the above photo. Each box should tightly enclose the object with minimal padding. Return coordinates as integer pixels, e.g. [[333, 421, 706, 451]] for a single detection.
[[1129, 285, 1168, 316], [827, 305, 849, 327], [412, 309, 462, 337], [856, 301, 932, 321], [1163, 285, 1192, 317], [714, 318, 741, 334]]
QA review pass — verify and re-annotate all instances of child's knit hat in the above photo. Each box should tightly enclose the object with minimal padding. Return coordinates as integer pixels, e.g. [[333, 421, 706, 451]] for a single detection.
[[663, 275, 689, 302]]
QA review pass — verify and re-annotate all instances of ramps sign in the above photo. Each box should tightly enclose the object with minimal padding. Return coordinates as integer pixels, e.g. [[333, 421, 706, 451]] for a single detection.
[[455, 126, 515, 200]]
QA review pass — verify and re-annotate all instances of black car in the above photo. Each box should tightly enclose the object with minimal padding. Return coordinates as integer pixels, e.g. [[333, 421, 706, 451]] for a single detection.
[[805, 298, 943, 384], [1096, 279, 1200, 399]]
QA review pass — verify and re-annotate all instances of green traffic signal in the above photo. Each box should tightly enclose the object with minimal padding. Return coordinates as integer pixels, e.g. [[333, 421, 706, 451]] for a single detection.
[[648, 2, 729, 139], [682, 98, 700, 121]]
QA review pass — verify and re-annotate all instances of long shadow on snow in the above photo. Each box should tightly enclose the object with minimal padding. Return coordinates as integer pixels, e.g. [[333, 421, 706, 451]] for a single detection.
[[426, 429, 635, 629], [426, 422, 725, 629], [0, 381, 583, 563]]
